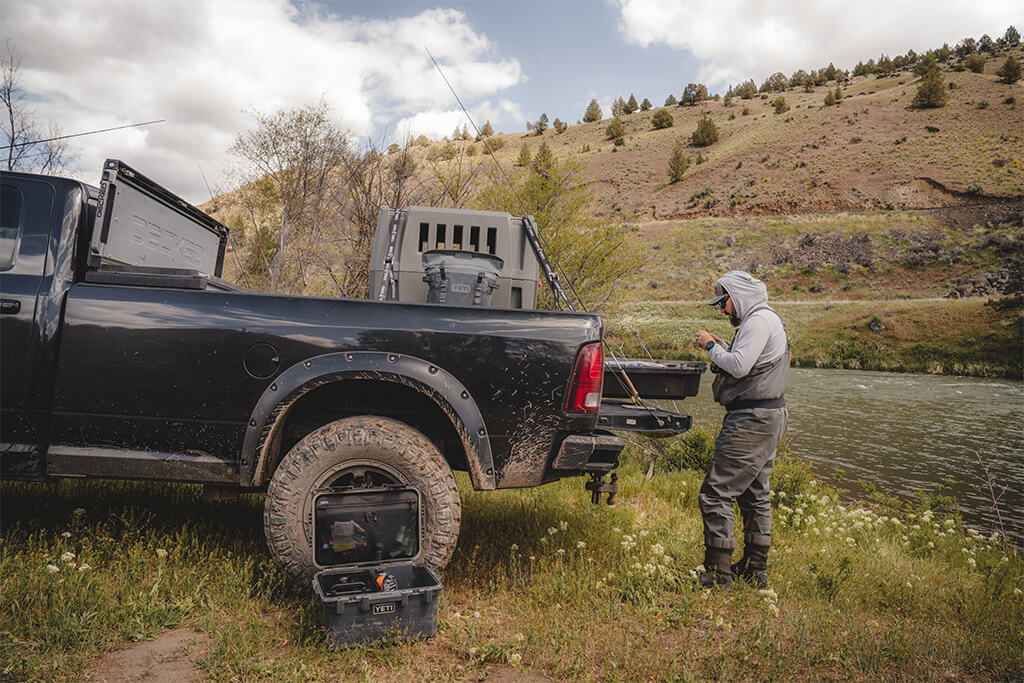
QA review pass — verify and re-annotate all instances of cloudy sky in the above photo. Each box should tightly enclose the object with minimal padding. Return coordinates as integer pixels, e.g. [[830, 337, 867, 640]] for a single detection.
[[4, 0, 1021, 202]]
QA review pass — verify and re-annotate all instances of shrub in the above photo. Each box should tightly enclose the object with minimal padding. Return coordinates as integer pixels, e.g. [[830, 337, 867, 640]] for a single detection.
[[553, 118, 567, 134], [612, 136, 625, 146], [690, 115, 719, 146], [997, 56, 1021, 84], [659, 426, 716, 471], [651, 110, 674, 129], [667, 140, 690, 183], [772, 96, 790, 114], [965, 53, 986, 73], [913, 66, 949, 108], [516, 145, 532, 167], [742, 106, 751, 115], [605, 117, 626, 140], [481, 137, 505, 153]]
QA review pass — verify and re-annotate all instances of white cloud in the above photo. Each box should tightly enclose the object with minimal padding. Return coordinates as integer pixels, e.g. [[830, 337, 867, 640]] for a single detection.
[[3, 0, 524, 201], [618, 0, 1024, 89], [389, 99, 524, 142]]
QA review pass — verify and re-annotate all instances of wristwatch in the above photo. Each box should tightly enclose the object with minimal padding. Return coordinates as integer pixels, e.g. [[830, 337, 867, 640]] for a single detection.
[[705, 340, 715, 351]]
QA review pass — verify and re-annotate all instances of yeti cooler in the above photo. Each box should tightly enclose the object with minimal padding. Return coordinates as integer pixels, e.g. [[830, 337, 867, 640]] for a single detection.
[[310, 485, 440, 647], [421, 249, 504, 306]]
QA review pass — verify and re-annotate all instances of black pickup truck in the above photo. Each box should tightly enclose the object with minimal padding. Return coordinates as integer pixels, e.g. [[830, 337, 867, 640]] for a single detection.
[[0, 160, 696, 582]]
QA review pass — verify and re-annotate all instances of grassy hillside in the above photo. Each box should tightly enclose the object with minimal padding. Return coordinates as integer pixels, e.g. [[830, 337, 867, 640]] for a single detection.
[[476, 47, 1024, 219]]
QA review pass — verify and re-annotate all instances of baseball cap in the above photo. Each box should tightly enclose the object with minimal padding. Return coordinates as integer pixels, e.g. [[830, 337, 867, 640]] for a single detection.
[[706, 282, 729, 307]]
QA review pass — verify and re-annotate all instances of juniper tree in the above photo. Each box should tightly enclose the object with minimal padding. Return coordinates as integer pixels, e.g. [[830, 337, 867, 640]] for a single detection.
[[664, 94, 678, 106], [965, 53, 986, 73], [625, 94, 639, 114], [479, 120, 494, 137], [997, 55, 1021, 84], [690, 115, 718, 146], [516, 144, 532, 167], [913, 63, 949, 108], [1002, 25, 1020, 48], [531, 141, 555, 174], [667, 139, 689, 182], [651, 109, 674, 129], [605, 117, 625, 140], [640, 97, 652, 111], [611, 97, 627, 117], [583, 99, 602, 122]]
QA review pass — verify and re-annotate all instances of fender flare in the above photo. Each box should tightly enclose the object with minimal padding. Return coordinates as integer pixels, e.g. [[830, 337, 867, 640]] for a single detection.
[[240, 351, 496, 490]]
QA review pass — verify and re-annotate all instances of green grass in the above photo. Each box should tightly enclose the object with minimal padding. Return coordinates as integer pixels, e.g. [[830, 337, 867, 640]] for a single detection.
[[605, 298, 1023, 378], [2, 450, 1023, 681]]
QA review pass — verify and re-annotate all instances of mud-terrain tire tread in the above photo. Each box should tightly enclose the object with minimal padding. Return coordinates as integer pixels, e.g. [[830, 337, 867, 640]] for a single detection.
[[263, 415, 460, 584]]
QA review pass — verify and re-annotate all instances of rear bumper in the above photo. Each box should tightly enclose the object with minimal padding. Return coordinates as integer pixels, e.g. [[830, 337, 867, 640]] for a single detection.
[[551, 432, 623, 473]]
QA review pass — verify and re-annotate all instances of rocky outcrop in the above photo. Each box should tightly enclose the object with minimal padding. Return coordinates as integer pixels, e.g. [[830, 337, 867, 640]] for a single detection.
[[946, 269, 1011, 299]]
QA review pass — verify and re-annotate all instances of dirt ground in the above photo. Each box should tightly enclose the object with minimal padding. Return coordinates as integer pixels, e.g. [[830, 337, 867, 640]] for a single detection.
[[83, 630, 212, 683]]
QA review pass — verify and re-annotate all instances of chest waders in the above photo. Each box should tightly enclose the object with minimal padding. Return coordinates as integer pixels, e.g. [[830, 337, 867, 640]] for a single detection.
[[699, 311, 789, 589]]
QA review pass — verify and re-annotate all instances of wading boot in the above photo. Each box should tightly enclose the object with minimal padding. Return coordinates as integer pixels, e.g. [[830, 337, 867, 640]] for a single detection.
[[699, 547, 733, 589], [731, 544, 769, 588]]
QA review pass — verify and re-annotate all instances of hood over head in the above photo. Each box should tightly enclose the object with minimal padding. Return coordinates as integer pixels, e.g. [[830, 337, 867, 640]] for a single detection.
[[713, 270, 769, 320]]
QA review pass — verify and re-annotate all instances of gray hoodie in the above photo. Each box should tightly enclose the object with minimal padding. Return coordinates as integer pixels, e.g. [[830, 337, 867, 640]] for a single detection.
[[708, 270, 788, 379]]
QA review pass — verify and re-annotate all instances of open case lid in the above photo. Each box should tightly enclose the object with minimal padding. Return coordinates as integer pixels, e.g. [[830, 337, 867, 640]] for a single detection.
[[312, 485, 422, 569], [90, 159, 228, 277]]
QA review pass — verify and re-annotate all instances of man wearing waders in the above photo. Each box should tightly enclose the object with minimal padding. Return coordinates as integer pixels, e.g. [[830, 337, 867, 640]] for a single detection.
[[695, 270, 789, 589]]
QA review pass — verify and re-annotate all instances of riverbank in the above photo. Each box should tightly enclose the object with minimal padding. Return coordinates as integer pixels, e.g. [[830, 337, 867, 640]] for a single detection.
[[2, 459, 1022, 680], [605, 297, 1023, 378]]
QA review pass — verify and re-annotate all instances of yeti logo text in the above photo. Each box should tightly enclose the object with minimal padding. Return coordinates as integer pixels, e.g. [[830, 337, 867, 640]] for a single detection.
[[373, 603, 396, 614]]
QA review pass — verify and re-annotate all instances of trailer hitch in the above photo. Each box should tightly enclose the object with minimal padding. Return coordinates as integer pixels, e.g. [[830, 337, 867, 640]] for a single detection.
[[585, 472, 618, 506]]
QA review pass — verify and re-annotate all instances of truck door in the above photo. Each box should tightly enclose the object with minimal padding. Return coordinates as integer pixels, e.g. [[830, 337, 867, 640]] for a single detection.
[[0, 176, 56, 474]]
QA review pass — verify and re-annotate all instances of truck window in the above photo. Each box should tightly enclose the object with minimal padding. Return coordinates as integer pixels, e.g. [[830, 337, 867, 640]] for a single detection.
[[0, 184, 23, 270]]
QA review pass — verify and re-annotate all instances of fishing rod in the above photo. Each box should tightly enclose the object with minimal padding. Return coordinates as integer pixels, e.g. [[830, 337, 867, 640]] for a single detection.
[[0, 119, 166, 150], [425, 48, 660, 409]]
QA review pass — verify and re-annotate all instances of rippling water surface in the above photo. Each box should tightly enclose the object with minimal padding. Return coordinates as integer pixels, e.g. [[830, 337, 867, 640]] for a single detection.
[[676, 368, 1024, 542]]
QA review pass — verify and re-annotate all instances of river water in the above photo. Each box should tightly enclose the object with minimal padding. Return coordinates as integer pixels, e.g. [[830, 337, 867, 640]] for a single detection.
[[674, 368, 1024, 542]]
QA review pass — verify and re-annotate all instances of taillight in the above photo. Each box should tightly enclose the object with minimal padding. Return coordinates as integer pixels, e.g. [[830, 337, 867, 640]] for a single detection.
[[565, 342, 604, 414]]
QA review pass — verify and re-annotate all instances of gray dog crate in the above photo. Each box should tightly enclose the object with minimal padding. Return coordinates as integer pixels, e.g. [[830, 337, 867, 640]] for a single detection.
[[369, 206, 539, 309]]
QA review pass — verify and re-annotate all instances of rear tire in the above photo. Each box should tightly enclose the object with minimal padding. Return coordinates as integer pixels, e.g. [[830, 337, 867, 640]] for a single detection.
[[263, 415, 461, 584]]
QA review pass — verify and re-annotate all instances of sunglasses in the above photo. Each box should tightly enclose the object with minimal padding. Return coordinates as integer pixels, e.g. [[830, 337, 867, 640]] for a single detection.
[[717, 297, 729, 309]]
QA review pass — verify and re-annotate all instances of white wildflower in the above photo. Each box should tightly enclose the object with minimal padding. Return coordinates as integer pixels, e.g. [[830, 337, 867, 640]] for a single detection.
[[846, 537, 856, 546], [529, 556, 536, 562], [547, 527, 558, 536], [156, 548, 167, 558], [61, 531, 71, 539], [576, 541, 586, 549], [906, 582, 913, 588], [469, 647, 477, 657], [557, 548, 565, 556], [78, 563, 91, 572], [639, 529, 649, 538], [473, 610, 481, 619], [651, 543, 665, 556], [1001, 556, 1009, 563], [46, 564, 60, 573], [559, 520, 568, 531], [927, 541, 935, 549], [612, 527, 622, 534], [510, 653, 522, 666], [61, 551, 75, 563], [510, 543, 518, 551], [967, 558, 976, 568]]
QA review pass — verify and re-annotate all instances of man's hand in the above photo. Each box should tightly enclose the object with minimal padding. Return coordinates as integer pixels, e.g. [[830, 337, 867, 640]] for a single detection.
[[696, 330, 716, 348]]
